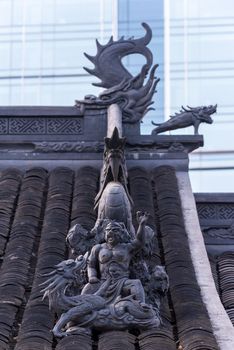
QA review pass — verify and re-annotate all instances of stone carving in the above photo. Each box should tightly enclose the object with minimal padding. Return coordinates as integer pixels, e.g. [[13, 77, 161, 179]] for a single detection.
[[0, 119, 8, 134], [197, 203, 234, 220], [168, 142, 185, 153], [202, 223, 234, 239], [0, 118, 83, 135], [151, 105, 217, 135], [83, 212, 149, 298], [75, 23, 160, 123], [9, 118, 46, 134], [42, 217, 167, 337], [93, 127, 134, 236], [34, 141, 103, 153], [47, 118, 82, 134], [42, 127, 168, 337], [32, 140, 194, 154]]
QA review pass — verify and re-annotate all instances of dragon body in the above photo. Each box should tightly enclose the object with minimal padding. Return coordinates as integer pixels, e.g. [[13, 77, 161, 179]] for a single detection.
[[76, 23, 159, 123], [84, 22, 153, 89], [42, 253, 166, 337], [152, 105, 217, 135], [41, 253, 105, 317]]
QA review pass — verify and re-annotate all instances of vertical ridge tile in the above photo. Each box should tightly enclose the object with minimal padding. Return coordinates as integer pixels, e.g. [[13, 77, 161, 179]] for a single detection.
[[217, 252, 234, 326], [71, 166, 99, 230], [0, 167, 48, 349], [0, 169, 22, 259], [128, 167, 175, 350], [152, 166, 219, 350], [15, 167, 74, 350]]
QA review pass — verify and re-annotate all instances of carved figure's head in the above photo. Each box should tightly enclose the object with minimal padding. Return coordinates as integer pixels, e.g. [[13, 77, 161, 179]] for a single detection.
[[151, 266, 169, 295], [66, 223, 89, 257], [187, 104, 217, 124], [105, 221, 130, 245]]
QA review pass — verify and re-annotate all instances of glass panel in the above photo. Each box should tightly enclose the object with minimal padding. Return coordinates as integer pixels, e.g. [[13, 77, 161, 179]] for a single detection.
[[190, 169, 234, 192]]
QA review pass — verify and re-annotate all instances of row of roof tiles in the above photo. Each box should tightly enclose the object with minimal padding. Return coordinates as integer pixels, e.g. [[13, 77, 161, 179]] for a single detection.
[[0, 166, 231, 349]]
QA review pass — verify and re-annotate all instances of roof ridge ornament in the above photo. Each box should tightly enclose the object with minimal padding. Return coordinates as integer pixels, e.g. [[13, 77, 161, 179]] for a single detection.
[[151, 104, 217, 135], [75, 23, 160, 124]]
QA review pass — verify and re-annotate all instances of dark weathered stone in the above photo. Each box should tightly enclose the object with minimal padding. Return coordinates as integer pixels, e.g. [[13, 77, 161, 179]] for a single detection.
[[152, 105, 217, 135], [152, 166, 219, 350], [98, 331, 136, 350], [76, 23, 159, 124]]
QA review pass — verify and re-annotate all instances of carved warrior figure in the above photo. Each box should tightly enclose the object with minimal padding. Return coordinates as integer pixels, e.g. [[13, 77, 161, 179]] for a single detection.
[[75, 23, 160, 123], [82, 212, 149, 303], [42, 247, 164, 338], [42, 215, 168, 338], [152, 104, 217, 135]]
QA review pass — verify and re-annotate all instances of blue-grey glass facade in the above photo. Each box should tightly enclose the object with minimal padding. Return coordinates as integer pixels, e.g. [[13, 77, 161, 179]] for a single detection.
[[0, 0, 113, 105], [167, 0, 234, 192], [0, 0, 233, 192], [118, 0, 164, 130]]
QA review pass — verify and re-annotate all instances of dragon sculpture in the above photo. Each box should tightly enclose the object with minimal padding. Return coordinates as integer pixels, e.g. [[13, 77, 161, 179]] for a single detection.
[[151, 104, 217, 135], [75, 23, 160, 123], [42, 125, 169, 338], [92, 127, 135, 237], [41, 249, 168, 338]]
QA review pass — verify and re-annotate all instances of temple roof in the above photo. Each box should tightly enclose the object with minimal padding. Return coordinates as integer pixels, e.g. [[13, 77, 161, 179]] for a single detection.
[[0, 165, 232, 349], [0, 104, 232, 349]]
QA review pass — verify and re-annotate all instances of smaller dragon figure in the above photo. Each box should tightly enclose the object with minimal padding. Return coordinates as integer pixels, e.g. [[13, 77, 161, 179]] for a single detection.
[[151, 104, 217, 135], [40, 252, 105, 317], [75, 23, 160, 123]]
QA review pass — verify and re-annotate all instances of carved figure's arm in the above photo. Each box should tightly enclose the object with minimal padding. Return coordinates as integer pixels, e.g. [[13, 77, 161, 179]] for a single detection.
[[87, 244, 101, 283], [130, 211, 149, 252]]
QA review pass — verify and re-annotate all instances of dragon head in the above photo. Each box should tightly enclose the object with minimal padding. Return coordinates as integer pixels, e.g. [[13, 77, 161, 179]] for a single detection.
[[104, 127, 127, 184], [185, 104, 217, 124], [95, 127, 132, 209], [41, 252, 89, 303]]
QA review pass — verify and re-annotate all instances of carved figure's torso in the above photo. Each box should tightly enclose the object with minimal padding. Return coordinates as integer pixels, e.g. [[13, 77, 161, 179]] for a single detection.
[[98, 243, 131, 278]]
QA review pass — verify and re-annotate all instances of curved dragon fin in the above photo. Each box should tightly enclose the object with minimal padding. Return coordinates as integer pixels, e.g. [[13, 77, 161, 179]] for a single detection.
[[84, 53, 96, 64], [82, 22, 154, 89], [107, 35, 114, 45], [95, 39, 103, 51], [140, 22, 152, 45], [151, 120, 161, 126], [83, 67, 97, 76]]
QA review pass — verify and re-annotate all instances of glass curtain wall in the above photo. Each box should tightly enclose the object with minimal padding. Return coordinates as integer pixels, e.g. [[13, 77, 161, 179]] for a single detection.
[[0, 0, 114, 105], [118, 0, 165, 131], [167, 0, 234, 191]]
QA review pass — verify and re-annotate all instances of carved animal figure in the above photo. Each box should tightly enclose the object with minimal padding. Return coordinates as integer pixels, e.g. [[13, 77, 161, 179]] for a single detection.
[[76, 23, 160, 123], [41, 252, 106, 317], [52, 295, 160, 337], [95, 127, 130, 207], [151, 104, 217, 135], [42, 252, 161, 338], [93, 182, 135, 238], [66, 223, 96, 257], [93, 127, 135, 237], [145, 266, 169, 309], [83, 22, 153, 88]]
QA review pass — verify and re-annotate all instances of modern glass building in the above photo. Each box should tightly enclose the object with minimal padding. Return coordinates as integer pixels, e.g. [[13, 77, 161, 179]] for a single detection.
[[0, 0, 234, 192]]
